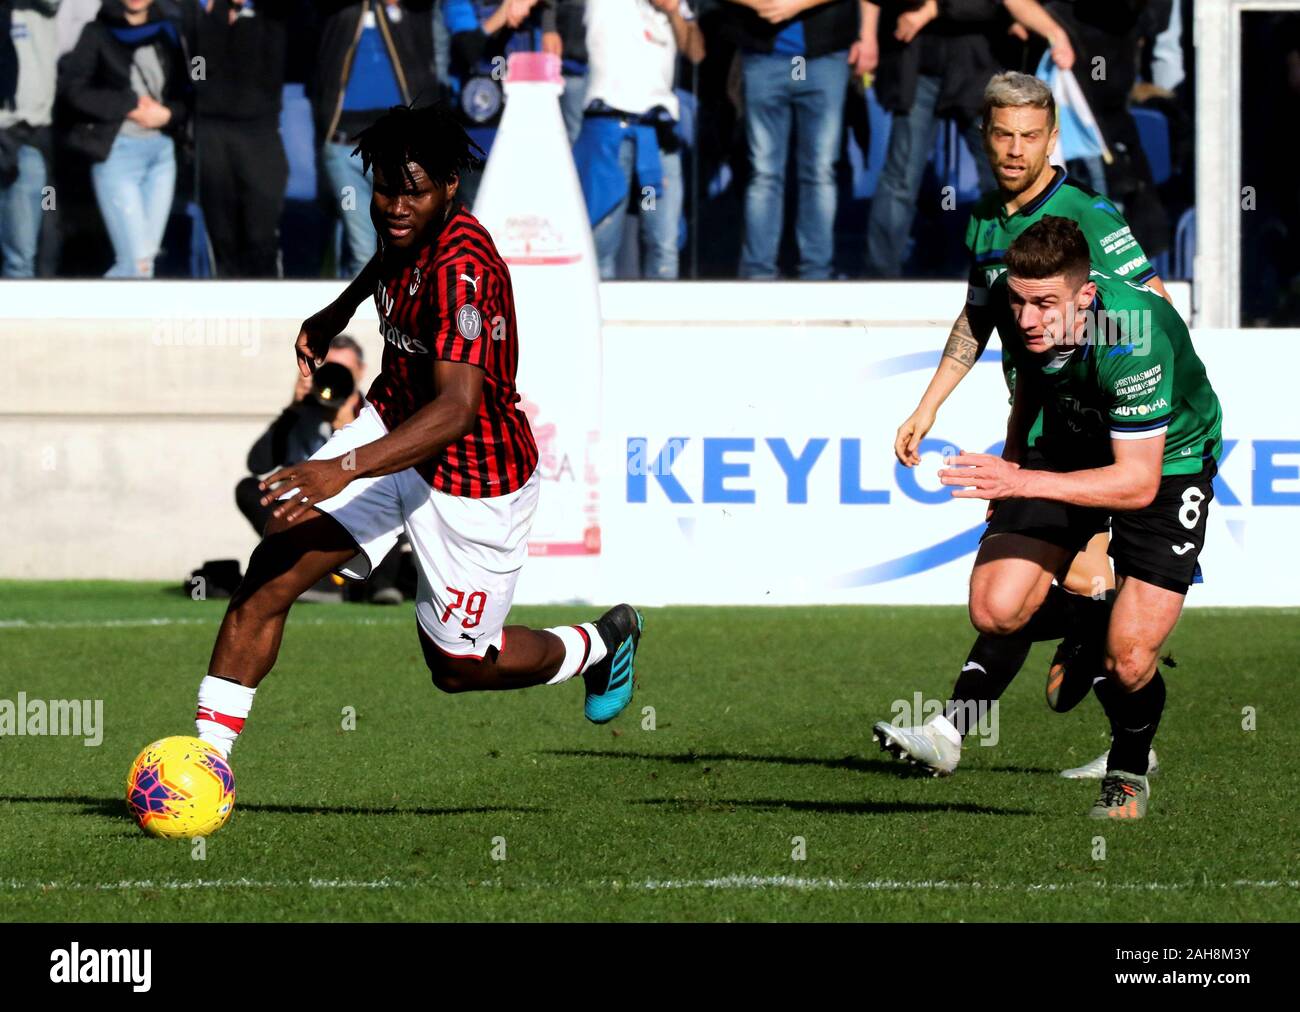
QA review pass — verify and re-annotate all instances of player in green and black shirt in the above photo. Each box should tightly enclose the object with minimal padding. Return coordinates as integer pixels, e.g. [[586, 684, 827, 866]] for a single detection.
[[875, 73, 1173, 786], [935, 217, 1223, 819], [894, 72, 1171, 472]]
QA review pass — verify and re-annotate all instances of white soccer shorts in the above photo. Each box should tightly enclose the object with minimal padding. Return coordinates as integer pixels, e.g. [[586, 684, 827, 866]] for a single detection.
[[291, 402, 539, 659]]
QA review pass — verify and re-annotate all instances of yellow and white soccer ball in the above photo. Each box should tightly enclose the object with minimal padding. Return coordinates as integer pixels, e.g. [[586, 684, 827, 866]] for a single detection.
[[125, 735, 236, 838]]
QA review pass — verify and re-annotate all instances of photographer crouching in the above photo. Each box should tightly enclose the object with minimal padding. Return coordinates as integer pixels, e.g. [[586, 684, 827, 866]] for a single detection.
[[235, 335, 408, 604]]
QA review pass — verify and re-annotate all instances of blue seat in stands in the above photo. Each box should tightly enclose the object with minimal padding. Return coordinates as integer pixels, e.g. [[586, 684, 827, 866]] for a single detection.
[[933, 120, 983, 204], [1172, 207, 1195, 281], [280, 82, 317, 201], [278, 82, 337, 277], [847, 88, 892, 200], [674, 86, 697, 151], [1132, 106, 1171, 186], [1150, 249, 1170, 281]]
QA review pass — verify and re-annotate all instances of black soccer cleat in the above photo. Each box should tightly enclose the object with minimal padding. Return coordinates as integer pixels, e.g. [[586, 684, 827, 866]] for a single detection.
[[1045, 636, 1101, 713], [582, 604, 644, 724]]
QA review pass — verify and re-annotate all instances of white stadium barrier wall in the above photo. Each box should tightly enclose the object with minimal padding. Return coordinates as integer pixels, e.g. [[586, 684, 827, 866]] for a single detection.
[[4, 279, 1296, 607]]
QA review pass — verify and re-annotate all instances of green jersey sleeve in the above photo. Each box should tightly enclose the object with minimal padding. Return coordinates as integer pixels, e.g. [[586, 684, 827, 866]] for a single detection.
[[1099, 334, 1175, 441], [1079, 198, 1157, 286], [964, 214, 990, 309]]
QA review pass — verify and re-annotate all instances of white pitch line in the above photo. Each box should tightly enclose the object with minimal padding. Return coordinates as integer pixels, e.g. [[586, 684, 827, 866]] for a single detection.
[[627, 876, 1300, 893], [0, 615, 411, 631], [2, 878, 407, 891], [4, 877, 1297, 893]]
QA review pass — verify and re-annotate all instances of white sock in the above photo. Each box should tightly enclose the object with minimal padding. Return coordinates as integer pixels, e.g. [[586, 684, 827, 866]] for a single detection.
[[195, 675, 257, 759], [544, 624, 608, 685]]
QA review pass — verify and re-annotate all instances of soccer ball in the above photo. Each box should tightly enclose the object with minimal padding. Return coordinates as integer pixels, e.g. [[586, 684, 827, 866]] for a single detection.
[[125, 736, 236, 838]]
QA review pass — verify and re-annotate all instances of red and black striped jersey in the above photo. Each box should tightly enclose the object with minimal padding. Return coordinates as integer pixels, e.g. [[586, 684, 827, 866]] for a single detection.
[[364, 204, 538, 498]]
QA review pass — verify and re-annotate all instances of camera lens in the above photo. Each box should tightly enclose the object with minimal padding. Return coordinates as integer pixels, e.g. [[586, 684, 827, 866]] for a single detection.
[[310, 362, 356, 408]]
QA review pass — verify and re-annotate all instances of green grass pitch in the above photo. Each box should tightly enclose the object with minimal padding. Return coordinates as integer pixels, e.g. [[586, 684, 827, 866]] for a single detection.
[[1, 581, 1296, 922]]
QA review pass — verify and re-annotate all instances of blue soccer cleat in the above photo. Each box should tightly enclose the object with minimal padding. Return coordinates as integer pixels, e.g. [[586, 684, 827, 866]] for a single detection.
[[583, 604, 644, 724]]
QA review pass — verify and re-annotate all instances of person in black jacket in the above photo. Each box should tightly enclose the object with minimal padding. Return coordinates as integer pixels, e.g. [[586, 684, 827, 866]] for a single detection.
[[313, 0, 435, 277], [182, 0, 291, 278], [1044, 0, 1171, 261], [59, 0, 190, 277]]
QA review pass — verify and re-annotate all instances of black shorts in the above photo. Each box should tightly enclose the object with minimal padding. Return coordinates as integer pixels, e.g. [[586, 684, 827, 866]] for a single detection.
[[1110, 459, 1217, 594], [980, 452, 1110, 555]]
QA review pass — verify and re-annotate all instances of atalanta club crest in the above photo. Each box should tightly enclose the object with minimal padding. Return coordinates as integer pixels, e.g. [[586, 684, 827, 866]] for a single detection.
[[457, 304, 483, 341]]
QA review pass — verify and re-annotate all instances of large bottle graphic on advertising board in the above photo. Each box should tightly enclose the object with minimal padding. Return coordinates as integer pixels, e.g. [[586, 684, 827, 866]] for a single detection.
[[472, 52, 601, 574]]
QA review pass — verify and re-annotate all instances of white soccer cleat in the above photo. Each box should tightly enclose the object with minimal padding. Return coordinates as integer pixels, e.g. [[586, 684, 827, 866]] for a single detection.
[[871, 716, 962, 777], [1060, 747, 1160, 780]]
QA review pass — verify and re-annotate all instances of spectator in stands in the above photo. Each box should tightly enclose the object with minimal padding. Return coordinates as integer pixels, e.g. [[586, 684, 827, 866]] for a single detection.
[[55, 0, 103, 53], [442, 0, 549, 202], [314, 1, 435, 277], [1, 0, 61, 278], [723, 0, 864, 281], [864, 0, 1072, 278], [1043, 1, 1169, 260], [182, 0, 291, 278], [1143, 0, 1182, 95], [59, 0, 190, 278], [575, 0, 704, 280], [544, 0, 587, 143]]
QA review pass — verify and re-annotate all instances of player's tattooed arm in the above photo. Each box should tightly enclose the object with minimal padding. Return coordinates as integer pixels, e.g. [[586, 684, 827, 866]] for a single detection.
[[894, 306, 994, 466], [941, 306, 992, 370], [942, 311, 979, 369]]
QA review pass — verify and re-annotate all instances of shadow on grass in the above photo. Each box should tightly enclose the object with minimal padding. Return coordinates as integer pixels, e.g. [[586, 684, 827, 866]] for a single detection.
[[548, 749, 1063, 779], [981, 765, 1062, 776], [0, 795, 544, 818], [546, 748, 904, 775], [635, 798, 1034, 816]]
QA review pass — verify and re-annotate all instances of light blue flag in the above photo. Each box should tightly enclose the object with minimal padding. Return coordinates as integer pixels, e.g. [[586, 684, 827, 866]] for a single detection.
[[1036, 52, 1112, 165]]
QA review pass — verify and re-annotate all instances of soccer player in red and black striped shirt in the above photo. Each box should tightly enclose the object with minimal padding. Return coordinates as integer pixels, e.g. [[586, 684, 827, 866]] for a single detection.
[[191, 105, 643, 761]]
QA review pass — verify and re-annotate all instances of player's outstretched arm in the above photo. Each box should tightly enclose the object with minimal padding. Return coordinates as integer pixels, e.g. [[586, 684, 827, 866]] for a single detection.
[[293, 255, 383, 377], [1145, 274, 1173, 305], [939, 434, 1164, 511], [349, 360, 483, 479], [894, 305, 993, 467], [1001, 370, 1041, 466]]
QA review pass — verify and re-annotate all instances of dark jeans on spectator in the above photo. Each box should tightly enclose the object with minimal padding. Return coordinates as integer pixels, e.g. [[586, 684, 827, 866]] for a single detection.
[[866, 72, 996, 278], [739, 50, 850, 279], [198, 119, 288, 278]]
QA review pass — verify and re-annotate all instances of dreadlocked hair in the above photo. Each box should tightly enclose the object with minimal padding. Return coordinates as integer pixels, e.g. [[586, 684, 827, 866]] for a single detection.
[[351, 102, 486, 189]]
